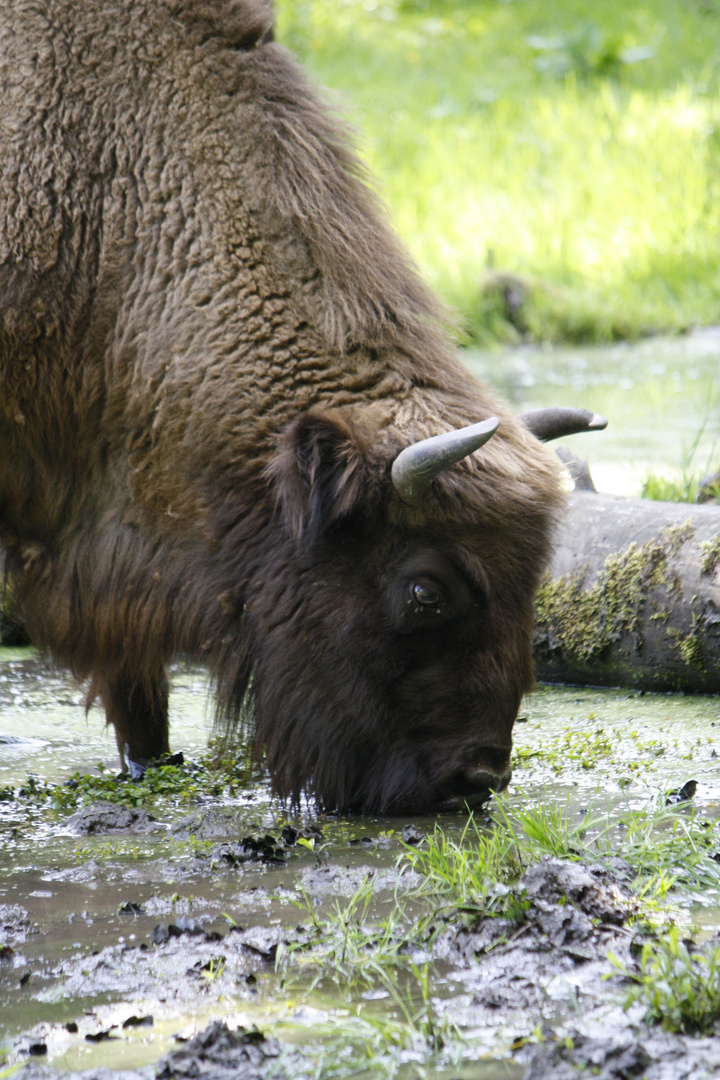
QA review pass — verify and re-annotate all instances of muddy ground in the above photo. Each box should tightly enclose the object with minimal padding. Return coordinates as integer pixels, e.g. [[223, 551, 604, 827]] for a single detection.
[[2, 653, 720, 1079]]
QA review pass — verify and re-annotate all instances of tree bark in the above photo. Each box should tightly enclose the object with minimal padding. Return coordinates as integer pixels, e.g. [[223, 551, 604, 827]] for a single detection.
[[533, 491, 720, 692]]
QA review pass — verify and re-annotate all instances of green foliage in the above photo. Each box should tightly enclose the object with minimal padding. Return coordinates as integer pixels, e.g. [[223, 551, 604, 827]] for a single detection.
[[639, 398, 720, 502], [274, 796, 720, 1068], [379, 961, 461, 1053], [526, 24, 656, 81], [641, 474, 702, 503], [278, 880, 464, 1076], [402, 798, 609, 913], [619, 799, 720, 899], [281, 876, 408, 982], [276, 0, 720, 343], [50, 763, 201, 812], [610, 926, 720, 1033], [279, 965, 464, 1080], [641, 472, 720, 504], [499, 799, 607, 862]]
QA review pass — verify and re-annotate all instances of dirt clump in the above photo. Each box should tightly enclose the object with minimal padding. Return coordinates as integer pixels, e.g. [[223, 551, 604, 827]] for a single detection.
[[0, 905, 32, 945], [65, 803, 160, 836], [524, 1028, 720, 1080], [156, 1021, 289, 1079], [522, 856, 628, 946], [432, 857, 635, 1015], [435, 857, 632, 963]]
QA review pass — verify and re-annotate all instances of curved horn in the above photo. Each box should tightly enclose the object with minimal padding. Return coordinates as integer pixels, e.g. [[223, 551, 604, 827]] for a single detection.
[[392, 417, 499, 506], [519, 407, 607, 443]]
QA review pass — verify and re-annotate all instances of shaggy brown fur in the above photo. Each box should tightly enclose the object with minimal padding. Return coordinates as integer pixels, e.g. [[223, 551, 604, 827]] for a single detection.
[[0, 0, 563, 812]]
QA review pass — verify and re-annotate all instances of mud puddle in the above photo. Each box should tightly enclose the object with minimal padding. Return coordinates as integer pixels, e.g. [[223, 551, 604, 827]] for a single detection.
[[2, 655, 720, 1078]]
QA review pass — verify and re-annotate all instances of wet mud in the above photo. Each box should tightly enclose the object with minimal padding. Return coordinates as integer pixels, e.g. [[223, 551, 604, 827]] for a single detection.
[[3, 655, 720, 1078]]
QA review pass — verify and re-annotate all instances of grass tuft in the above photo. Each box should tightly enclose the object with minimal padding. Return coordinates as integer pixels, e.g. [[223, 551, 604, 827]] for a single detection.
[[610, 925, 720, 1034], [400, 796, 720, 915]]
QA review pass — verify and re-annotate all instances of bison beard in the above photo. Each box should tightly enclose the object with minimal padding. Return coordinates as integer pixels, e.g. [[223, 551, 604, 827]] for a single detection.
[[0, 0, 565, 813]]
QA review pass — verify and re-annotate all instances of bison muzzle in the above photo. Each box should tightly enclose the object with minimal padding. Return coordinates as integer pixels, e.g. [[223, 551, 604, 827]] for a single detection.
[[0, 0, 593, 813]]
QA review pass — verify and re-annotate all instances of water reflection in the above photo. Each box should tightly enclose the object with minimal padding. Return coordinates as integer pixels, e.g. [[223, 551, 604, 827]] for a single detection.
[[0, 651, 211, 789], [464, 328, 720, 495]]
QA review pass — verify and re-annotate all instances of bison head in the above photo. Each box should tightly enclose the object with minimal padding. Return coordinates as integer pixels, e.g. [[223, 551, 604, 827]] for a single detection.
[[231, 403, 601, 816]]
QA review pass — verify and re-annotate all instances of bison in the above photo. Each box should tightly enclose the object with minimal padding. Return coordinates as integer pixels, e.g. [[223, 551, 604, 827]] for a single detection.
[[0, 0, 595, 813]]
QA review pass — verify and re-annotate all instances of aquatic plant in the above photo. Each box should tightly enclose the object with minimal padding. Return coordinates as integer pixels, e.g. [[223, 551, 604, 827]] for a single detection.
[[396, 813, 522, 911], [276, 973, 464, 1080], [278, 884, 465, 1076], [5, 736, 263, 818], [618, 799, 720, 898], [496, 798, 608, 862], [513, 723, 669, 778], [280, 876, 408, 984]]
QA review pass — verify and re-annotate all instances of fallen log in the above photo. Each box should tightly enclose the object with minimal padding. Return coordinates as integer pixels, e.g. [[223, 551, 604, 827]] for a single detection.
[[534, 490, 720, 692]]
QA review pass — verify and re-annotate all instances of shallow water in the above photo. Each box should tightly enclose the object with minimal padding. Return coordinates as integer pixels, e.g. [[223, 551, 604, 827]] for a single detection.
[[465, 328, 720, 495], [2, 655, 720, 1076], [0, 651, 212, 791]]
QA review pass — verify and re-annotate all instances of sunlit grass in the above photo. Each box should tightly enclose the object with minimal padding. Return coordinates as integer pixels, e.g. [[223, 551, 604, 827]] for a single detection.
[[400, 797, 720, 910], [276, 0, 720, 342]]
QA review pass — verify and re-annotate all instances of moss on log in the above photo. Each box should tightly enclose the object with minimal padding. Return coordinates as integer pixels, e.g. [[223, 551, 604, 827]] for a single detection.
[[534, 492, 720, 692]]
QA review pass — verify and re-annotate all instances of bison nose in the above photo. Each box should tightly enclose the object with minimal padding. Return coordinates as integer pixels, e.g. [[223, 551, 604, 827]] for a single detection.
[[464, 762, 512, 798], [443, 752, 512, 810]]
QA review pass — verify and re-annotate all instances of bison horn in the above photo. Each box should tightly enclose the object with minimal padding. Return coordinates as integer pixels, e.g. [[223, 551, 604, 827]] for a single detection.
[[391, 417, 499, 506], [519, 407, 607, 443]]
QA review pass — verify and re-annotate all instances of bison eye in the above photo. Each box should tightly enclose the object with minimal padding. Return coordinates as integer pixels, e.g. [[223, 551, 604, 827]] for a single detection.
[[389, 552, 474, 634], [412, 582, 442, 608]]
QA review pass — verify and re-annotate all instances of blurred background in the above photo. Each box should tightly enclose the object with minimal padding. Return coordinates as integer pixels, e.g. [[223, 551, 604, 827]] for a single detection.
[[275, 0, 720, 496]]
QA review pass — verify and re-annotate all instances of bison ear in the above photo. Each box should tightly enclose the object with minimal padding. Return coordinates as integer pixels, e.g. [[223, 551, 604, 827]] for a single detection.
[[269, 411, 373, 539]]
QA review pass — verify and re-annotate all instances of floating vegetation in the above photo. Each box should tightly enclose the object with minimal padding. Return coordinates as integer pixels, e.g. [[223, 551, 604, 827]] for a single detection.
[[1, 738, 263, 822], [513, 723, 676, 778]]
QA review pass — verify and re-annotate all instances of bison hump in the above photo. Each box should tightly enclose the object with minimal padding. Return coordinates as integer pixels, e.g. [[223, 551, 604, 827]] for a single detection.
[[161, 0, 274, 51]]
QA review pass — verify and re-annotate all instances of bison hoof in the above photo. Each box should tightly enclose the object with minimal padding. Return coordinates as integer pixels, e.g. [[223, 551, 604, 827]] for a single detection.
[[127, 758, 147, 781]]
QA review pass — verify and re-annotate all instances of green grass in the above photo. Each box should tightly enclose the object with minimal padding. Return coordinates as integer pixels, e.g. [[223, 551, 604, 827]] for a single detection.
[[279, 796, 720, 982], [396, 814, 523, 912], [641, 466, 720, 503], [278, 883, 465, 1076], [400, 797, 720, 911], [269, 796, 720, 1069], [640, 413, 720, 500], [276, 0, 720, 343], [610, 925, 720, 1034], [281, 875, 409, 982]]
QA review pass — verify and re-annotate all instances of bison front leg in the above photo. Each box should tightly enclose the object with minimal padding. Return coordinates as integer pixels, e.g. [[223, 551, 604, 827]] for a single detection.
[[98, 670, 170, 774]]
